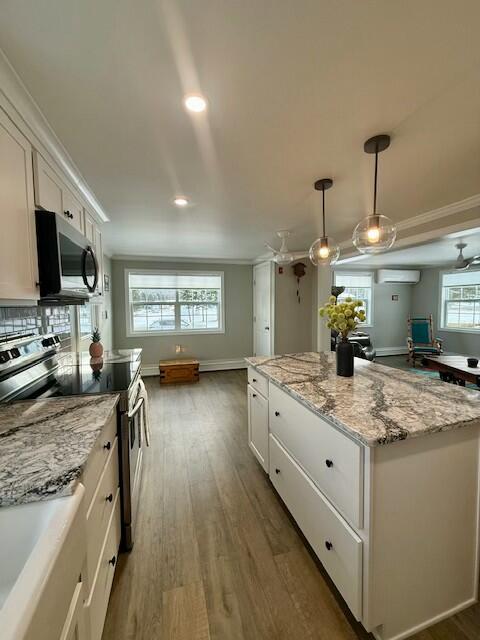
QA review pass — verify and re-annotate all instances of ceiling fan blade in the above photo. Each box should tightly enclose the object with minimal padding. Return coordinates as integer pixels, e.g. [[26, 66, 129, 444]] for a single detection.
[[289, 251, 309, 261], [264, 242, 279, 254]]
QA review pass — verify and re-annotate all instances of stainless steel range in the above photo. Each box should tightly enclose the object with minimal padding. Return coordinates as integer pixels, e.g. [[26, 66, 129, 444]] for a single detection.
[[0, 333, 144, 551]]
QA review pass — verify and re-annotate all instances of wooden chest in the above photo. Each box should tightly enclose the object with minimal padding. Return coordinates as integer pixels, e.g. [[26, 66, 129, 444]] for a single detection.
[[159, 359, 200, 384]]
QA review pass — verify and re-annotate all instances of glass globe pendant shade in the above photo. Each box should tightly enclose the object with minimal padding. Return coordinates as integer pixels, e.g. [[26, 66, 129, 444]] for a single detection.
[[352, 213, 396, 255], [309, 236, 340, 266]]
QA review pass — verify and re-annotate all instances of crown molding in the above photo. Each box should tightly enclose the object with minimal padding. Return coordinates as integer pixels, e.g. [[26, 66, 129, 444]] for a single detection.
[[0, 48, 109, 222], [111, 253, 253, 265], [339, 193, 480, 252]]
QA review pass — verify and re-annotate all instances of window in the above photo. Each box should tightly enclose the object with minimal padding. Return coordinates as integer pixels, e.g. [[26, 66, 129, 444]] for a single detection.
[[440, 271, 480, 332], [334, 272, 373, 325], [126, 270, 224, 335]]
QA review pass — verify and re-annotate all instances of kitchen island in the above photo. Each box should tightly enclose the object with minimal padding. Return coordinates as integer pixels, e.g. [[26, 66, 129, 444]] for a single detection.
[[246, 352, 480, 640]]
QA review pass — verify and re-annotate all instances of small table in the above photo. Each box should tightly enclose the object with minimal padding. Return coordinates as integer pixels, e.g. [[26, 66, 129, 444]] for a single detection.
[[422, 355, 480, 388], [159, 358, 199, 384]]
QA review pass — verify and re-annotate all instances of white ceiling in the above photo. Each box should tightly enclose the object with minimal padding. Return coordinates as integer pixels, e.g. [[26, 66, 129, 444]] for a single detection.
[[1, 1, 479, 259], [337, 229, 480, 269]]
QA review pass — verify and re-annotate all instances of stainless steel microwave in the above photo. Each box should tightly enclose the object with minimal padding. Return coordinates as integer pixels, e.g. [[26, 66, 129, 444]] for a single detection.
[[35, 209, 99, 305]]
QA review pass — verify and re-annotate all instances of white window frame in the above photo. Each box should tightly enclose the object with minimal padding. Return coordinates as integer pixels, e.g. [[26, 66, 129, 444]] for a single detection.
[[333, 271, 374, 327], [438, 269, 480, 334], [125, 268, 225, 337]]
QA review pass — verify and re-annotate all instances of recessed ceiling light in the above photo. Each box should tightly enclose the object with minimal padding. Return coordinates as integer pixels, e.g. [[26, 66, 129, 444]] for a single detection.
[[184, 94, 207, 113], [173, 196, 189, 207]]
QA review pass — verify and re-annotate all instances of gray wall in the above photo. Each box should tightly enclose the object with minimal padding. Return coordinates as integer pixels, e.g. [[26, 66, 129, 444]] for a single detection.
[[100, 255, 113, 351], [412, 267, 480, 356], [333, 270, 413, 350], [274, 262, 315, 353], [112, 259, 253, 365], [367, 282, 413, 349]]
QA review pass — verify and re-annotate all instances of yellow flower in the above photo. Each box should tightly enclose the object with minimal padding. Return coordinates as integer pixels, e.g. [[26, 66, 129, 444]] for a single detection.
[[344, 296, 352, 303], [319, 308, 325, 317], [329, 295, 336, 304], [339, 321, 347, 331], [337, 313, 345, 321], [347, 318, 355, 327], [356, 300, 364, 307], [345, 308, 352, 317]]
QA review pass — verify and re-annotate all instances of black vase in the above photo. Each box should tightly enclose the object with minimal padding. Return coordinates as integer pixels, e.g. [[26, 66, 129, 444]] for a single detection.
[[336, 340, 354, 377]]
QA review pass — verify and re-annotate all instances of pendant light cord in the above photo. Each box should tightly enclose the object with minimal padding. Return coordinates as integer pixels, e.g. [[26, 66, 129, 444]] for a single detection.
[[373, 145, 378, 215], [322, 186, 326, 236]]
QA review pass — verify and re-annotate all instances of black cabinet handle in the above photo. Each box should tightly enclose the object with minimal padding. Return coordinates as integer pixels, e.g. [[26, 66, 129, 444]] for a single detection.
[[325, 459, 333, 468], [252, 393, 257, 398], [106, 493, 113, 503], [325, 541, 333, 551], [109, 555, 116, 566], [275, 468, 280, 474], [252, 378, 257, 382], [103, 441, 111, 450], [64, 210, 73, 219], [275, 411, 280, 417]]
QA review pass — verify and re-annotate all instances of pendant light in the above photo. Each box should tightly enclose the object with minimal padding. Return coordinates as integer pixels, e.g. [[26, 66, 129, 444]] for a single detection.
[[309, 178, 340, 266], [352, 134, 397, 254]]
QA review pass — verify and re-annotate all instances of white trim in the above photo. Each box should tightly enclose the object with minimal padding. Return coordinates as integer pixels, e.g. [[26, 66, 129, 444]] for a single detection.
[[253, 261, 275, 356], [124, 267, 225, 337], [141, 358, 247, 376], [0, 49, 108, 223], [372, 598, 477, 640], [375, 347, 409, 356], [112, 254, 252, 265], [339, 194, 480, 252], [438, 268, 480, 334]]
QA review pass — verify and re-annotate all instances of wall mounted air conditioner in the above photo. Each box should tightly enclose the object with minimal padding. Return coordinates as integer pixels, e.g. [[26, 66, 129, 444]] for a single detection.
[[377, 269, 420, 284]]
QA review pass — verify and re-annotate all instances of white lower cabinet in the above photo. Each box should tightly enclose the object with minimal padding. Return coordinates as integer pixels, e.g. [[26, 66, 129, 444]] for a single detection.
[[269, 434, 362, 619], [247, 384, 269, 471], [247, 369, 480, 640], [60, 581, 88, 640]]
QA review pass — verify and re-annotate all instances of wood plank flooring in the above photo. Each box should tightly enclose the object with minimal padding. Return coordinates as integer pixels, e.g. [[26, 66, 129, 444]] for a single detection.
[[102, 370, 480, 640]]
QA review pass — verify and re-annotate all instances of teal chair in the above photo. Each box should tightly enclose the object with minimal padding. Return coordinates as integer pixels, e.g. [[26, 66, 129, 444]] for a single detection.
[[407, 315, 443, 366]]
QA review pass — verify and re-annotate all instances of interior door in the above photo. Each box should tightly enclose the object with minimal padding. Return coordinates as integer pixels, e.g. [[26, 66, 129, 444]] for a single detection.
[[253, 262, 273, 356]]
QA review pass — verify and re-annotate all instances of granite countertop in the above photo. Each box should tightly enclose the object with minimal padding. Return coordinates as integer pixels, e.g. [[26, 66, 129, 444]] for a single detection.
[[246, 352, 480, 447], [0, 394, 119, 507]]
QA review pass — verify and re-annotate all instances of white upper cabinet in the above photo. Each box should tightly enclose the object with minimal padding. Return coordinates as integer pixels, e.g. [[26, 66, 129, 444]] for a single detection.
[[0, 108, 38, 301], [62, 186, 84, 234], [33, 150, 84, 234], [84, 210, 96, 244]]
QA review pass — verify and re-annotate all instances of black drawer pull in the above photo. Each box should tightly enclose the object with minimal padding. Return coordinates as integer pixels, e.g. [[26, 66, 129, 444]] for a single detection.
[[275, 468, 280, 474], [103, 441, 111, 450], [109, 555, 116, 566], [252, 378, 257, 382], [325, 459, 333, 468], [106, 493, 113, 503], [275, 411, 280, 417], [252, 393, 257, 398], [325, 541, 333, 551]]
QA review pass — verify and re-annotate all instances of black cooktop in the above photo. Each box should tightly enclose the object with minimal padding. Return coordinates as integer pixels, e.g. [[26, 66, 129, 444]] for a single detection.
[[50, 359, 141, 397]]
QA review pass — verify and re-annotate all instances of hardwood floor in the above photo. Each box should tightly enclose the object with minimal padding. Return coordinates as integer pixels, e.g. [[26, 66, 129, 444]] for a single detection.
[[103, 370, 480, 640]]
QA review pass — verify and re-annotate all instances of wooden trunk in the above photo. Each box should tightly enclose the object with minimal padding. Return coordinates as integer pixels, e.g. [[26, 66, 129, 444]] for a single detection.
[[159, 359, 200, 384]]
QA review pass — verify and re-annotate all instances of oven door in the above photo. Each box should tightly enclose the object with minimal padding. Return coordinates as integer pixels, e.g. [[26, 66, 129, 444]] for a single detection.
[[119, 392, 144, 550]]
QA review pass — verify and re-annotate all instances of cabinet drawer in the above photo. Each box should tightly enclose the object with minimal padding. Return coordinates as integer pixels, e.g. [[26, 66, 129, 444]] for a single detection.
[[85, 438, 119, 595], [82, 413, 117, 508], [248, 384, 269, 471], [84, 489, 121, 640], [269, 435, 362, 619], [247, 366, 269, 397], [269, 383, 363, 528]]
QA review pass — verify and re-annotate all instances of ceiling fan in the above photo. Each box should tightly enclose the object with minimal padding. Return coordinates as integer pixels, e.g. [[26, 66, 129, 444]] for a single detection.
[[453, 242, 480, 270], [265, 231, 309, 265]]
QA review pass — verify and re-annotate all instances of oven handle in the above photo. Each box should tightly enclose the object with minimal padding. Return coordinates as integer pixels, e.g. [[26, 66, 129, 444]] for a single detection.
[[128, 395, 145, 420]]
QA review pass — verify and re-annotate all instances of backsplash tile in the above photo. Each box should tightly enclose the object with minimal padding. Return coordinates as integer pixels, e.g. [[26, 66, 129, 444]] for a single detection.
[[0, 306, 71, 343]]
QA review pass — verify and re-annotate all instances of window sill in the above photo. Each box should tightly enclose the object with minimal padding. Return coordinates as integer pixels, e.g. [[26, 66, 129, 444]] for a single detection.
[[126, 328, 225, 338], [439, 327, 480, 335]]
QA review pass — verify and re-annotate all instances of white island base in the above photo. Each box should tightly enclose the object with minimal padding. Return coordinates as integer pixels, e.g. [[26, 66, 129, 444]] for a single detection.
[[247, 364, 480, 640]]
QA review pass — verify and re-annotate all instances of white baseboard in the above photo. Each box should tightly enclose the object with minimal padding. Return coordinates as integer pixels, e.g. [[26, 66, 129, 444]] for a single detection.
[[141, 358, 247, 377], [375, 347, 409, 357]]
